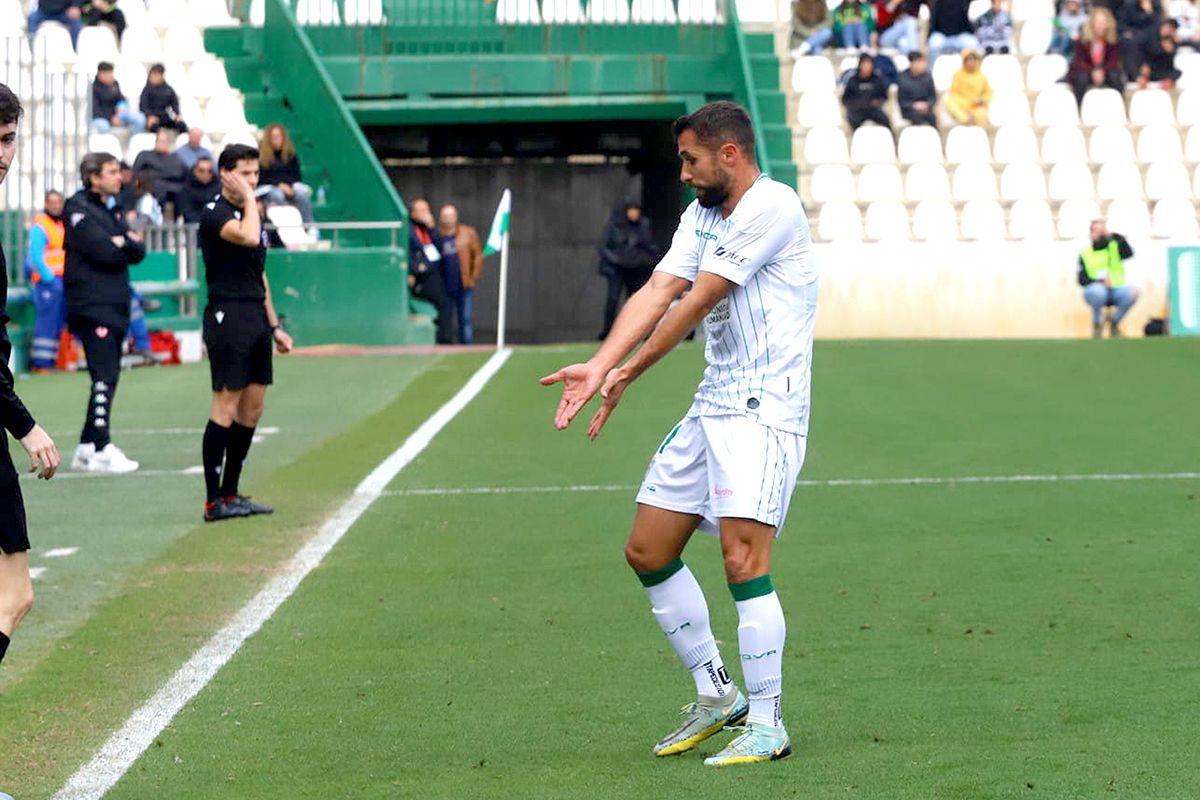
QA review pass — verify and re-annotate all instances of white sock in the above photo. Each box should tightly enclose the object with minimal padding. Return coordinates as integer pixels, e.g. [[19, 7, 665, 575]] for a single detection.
[[735, 585, 785, 728], [643, 562, 734, 699]]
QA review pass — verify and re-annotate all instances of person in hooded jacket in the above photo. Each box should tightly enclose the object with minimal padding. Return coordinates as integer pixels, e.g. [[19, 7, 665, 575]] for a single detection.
[[597, 200, 658, 340], [842, 54, 893, 131]]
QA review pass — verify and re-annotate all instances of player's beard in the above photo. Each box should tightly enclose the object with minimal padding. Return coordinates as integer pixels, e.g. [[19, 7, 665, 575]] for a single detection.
[[693, 168, 733, 209]]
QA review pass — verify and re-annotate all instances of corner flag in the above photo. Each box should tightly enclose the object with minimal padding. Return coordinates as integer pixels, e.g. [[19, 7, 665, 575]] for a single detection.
[[484, 189, 511, 256]]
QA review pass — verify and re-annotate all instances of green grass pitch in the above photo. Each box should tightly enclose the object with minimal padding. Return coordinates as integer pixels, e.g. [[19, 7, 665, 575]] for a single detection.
[[1, 339, 1199, 799]]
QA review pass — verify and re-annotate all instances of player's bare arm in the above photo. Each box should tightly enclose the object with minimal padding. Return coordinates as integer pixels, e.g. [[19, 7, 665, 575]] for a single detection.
[[541, 269, 689, 431], [587, 271, 733, 439], [263, 273, 292, 354]]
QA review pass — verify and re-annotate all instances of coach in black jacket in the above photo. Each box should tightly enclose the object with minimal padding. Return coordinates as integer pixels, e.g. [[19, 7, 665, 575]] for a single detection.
[[63, 152, 146, 473]]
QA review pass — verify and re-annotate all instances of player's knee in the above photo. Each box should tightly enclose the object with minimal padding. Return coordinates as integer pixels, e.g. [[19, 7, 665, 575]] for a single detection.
[[1, 582, 34, 626], [624, 539, 659, 573], [721, 546, 760, 585]]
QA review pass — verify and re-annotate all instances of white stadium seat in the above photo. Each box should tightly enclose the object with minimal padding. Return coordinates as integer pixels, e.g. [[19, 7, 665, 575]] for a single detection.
[[864, 201, 911, 240], [952, 162, 999, 201], [856, 164, 904, 202], [0, 0, 24, 31], [587, 0, 631, 23], [816, 201, 863, 241], [999, 162, 1047, 201], [33, 23, 76, 64], [736, 0, 779, 24], [992, 126, 1039, 165], [988, 92, 1032, 127], [1179, 90, 1200, 126], [1137, 125, 1184, 164], [342, 0, 385, 24], [944, 125, 991, 164], [114, 61, 148, 98], [968, 0, 989, 18], [807, 164, 856, 203], [1128, 89, 1175, 126], [792, 57, 836, 94], [677, 0, 722, 23], [1011, 0, 1054, 21], [1025, 54, 1068, 91], [1106, 198, 1152, 239], [797, 91, 842, 127], [803, 127, 849, 164], [249, 0, 264, 25], [296, 0, 342, 24], [981, 55, 1024, 93], [498, 0, 542, 22], [1057, 198, 1102, 238], [126, 132, 157, 162], [1096, 162, 1144, 200], [88, 133, 123, 158], [850, 126, 896, 165], [1034, 86, 1080, 127], [904, 163, 952, 202], [897, 125, 944, 164], [543, 0, 584, 21], [1187, 126, 1200, 162], [190, 0, 240, 27], [932, 53, 962, 93], [1047, 161, 1096, 201], [204, 92, 249, 133], [1144, 161, 1192, 200], [121, 25, 163, 62], [1008, 199, 1057, 239], [1176, 51, 1200, 88], [1080, 88, 1127, 126], [1152, 199, 1200, 238], [77, 26, 120, 63], [267, 205, 319, 248], [220, 128, 260, 149], [1087, 126, 1135, 164], [960, 200, 1008, 240], [147, 0, 188, 29], [912, 200, 959, 240], [1041, 125, 1087, 164], [1018, 18, 1054, 55], [631, 0, 677, 23], [162, 24, 208, 62], [189, 58, 232, 100]]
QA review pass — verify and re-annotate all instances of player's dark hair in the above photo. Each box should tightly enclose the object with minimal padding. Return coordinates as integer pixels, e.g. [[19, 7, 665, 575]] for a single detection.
[[0, 82, 23, 126], [672, 101, 756, 160], [80, 152, 118, 190], [218, 144, 259, 172]]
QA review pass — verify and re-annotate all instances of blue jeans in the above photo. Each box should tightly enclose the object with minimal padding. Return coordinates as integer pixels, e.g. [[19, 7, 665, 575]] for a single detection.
[[839, 22, 870, 48], [880, 17, 918, 52], [1083, 283, 1137, 327], [264, 183, 315, 225], [927, 31, 979, 56], [451, 288, 474, 345], [91, 106, 147, 135], [805, 27, 834, 51], [28, 9, 82, 48], [1048, 31, 1074, 56], [30, 279, 66, 369], [129, 291, 151, 351]]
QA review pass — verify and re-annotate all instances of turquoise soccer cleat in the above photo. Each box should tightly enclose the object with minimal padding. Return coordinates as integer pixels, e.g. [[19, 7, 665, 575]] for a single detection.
[[653, 691, 748, 757], [702, 722, 792, 767]]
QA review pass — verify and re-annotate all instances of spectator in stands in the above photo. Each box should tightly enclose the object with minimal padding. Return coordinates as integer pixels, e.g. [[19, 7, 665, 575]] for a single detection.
[[175, 128, 213, 170], [407, 198, 453, 345], [139, 64, 188, 134], [436, 204, 483, 346], [790, 0, 833, 55], [83, 0, 126, 42], [176, 157, 217, 224], [597, 200, 658, 340], [132, 129, 187, 209], [1067, 8, 1124, 105], [1137, 18, 1183, 86], [928, 0, 979, 56], [1049, 0, 1089, 55], [127, 173, 163, 230], [974, 0, 1014, 54], [1119, 0, 1161, 78], [877, 0, 922, 52], [898, 51, 938, 126], [1078, 219, 1137, 338], [832, 0, 876, 49], [115, 160, 135, 211], [258, 124, 316, 231], [25, 191, 67, 373], [946, 49, 992, 125], [28, 0, 83, 50], [90, 62, 145, 135], [842, 54, 894, 131]]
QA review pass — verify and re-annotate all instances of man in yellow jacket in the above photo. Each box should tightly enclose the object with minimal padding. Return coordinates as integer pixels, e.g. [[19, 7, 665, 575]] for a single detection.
[[24, 191, 66, 372], [946, 48, 992, 126]]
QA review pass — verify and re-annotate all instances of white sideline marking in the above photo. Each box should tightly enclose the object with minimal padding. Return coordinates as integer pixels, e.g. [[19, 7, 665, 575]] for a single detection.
[[50, 427, 282, 437], [43, 547, 79, 558], [381, 471, 1200, 498], [28, 567, 46, 580], [23, 467, 204, 482], [52, 350, 512, 800]]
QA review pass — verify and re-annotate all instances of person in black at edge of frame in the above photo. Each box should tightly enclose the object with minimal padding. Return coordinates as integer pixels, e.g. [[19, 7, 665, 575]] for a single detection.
[[0, 82, 62, 669], [598, 199, 659, 340], [197, 144, 294, 522], [64, 152, 146, 474], [408, 197, 453, 344]]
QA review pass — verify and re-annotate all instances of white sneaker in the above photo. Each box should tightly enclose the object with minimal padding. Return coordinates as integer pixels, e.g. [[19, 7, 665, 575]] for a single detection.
[[89, 443, 139, 474], [71, 442, 96, 471]]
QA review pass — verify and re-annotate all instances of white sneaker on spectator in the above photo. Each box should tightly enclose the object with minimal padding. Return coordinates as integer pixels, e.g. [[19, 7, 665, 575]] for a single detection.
[[71, 442, 96, 471], [89, 443, 139, 474]]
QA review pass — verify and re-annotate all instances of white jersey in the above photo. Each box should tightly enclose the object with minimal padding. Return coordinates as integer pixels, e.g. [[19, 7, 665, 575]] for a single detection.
[[655, 175, 817, 435]]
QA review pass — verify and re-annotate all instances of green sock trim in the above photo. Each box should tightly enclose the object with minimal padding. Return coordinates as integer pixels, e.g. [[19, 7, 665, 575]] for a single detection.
[[637, 558, 685, 588], [729, 574, 774, 601]]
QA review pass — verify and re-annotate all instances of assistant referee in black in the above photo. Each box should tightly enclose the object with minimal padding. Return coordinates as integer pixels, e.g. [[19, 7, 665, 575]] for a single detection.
[[0, 82, 60, 668], [198, 144, 293, 522]]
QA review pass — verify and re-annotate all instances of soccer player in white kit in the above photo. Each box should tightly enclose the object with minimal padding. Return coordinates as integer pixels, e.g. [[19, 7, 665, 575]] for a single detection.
[[542, 101, 817, 767]]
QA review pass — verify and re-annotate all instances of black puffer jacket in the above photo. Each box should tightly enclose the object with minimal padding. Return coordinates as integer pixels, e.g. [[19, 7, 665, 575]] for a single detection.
[[64, 189, 146, 328]]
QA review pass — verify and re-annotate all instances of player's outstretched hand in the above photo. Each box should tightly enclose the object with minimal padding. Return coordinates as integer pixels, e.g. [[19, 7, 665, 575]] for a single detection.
[[540, 361, 606, 431], [587, 368, 630, 440], [19, 425, 59, 480], [273, 327, 293, 354]]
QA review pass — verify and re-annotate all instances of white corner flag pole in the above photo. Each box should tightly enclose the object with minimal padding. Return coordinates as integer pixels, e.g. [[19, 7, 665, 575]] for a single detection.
[[484, 188, 512, 351]]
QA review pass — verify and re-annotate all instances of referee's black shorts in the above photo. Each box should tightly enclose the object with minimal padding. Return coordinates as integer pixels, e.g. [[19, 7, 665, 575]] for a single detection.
[[203, 301, 273, 392], [0, 443, 29, 555]]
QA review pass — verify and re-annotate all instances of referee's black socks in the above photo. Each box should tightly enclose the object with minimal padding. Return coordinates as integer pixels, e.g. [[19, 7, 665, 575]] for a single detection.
[[203, 420, 230, 504], [221, 422, 255, 499], [0, 630, 9, 664]]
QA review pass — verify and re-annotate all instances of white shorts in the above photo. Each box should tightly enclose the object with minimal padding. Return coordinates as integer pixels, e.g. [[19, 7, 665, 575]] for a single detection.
[[635, 414, 807, 537]]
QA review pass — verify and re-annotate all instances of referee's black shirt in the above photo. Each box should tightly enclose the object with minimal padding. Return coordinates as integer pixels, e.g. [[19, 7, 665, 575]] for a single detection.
[[199, 194, 268, 302]]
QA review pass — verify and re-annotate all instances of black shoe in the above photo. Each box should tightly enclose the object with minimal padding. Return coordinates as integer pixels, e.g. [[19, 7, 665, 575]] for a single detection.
[[226, 495, 274, 515], [204, 498, 251, 522]]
